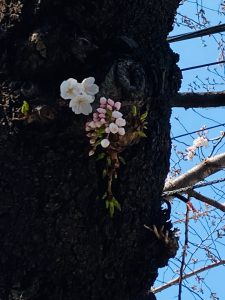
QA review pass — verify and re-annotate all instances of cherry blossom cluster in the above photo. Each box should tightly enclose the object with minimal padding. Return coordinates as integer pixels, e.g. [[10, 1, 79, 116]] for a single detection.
[[85, 97, 126, 155], [60, 77, 99, 115], [186, 135, 208, 160]]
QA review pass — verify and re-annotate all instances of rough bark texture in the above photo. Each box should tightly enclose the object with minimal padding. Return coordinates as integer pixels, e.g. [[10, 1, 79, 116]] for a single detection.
[[0, 1, 181, 299]]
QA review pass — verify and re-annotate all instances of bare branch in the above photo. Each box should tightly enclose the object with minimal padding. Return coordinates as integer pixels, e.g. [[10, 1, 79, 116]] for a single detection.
[[164, 152, 225, 192], [171, 92, 225, 108], [178, 204, 190, 300], [153, 260, 225, 294], [163, 177, 225, 196], [188, 190, 225, 212]]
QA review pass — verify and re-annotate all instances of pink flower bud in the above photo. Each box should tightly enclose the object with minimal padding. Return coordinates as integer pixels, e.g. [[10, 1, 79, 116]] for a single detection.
[[100, 104, 106, 108], [109, 123, 119, 134], [93, 113, 98, 119], [100, 118, 106, 124], [115, 118, 126, 127], [99, 113, 105, 119], [105, 127, 110, 133], [101, 139, 110, 148], [97, 108, 106, 114], [100, 97, 107, 105], [118, 127, 125, 136], [112, 111, 123, 119], [114, 101, 121, 110], [107, 99, 114, 106], [89, 150, 95, 156], [107, 105, 112, 111], [85, 126, 91, 132], [89, 121, 96, 128], [95, 122, 102, 128]]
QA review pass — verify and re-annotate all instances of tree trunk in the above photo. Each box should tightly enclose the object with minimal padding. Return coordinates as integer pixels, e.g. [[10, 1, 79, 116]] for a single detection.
[[0, 1, 181, 299]]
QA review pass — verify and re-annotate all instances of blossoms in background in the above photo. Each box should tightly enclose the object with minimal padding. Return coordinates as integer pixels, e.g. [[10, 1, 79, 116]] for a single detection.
[[186, 135, 208, 160], [85, 97, 126, 154], [60, 77, 99, 115]]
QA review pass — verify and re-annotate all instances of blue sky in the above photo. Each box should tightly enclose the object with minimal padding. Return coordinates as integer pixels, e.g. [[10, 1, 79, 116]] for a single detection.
[[155, 1, 225, 299]]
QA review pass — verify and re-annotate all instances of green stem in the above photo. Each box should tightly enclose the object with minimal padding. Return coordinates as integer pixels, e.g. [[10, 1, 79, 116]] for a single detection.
[[107, 174, 113, 198]]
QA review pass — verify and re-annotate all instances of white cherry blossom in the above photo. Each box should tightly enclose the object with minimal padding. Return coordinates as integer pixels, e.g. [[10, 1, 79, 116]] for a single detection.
[[193, 136, 208, 148], [69, 94, 94, 115], [60, 78, 82, 100]]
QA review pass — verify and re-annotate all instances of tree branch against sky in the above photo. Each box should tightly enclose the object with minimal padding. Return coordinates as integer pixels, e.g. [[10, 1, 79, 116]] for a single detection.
[[156, 1, 225, 299]]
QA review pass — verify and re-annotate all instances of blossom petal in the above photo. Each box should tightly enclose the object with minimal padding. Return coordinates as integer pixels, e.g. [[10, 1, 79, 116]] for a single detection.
[[69, 98, 76, 108], [85, 84, 99, 96], [82, 77, 95, 86], [88, 95, 95, 103], [60, 78, 82, 99], [71, 104, 81, 114], [80, 103, 93, 115]]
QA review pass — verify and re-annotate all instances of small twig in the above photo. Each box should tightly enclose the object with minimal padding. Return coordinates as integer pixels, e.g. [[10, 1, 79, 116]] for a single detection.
[[178, 203, 190, 300], [209, 133, 225, 157], [188, 190, 225, 212], [152, 260, 225, 294]]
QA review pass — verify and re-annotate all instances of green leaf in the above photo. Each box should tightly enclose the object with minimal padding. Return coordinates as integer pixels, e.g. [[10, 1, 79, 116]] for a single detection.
[[112, 198, 121, 211], [131, 105, 137, 116], [96, 153, 106, 161], [137, 131, 147, 138], [106, 200, 109, 209], [119, 156, 126, 165], [109, 201, 115, 218], [140, 111, 148, 121], [21, 101, 29, 115]]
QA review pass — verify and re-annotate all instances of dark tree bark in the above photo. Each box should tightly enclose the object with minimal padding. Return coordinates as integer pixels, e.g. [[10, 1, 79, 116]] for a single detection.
[[0, 1, 181, 299]]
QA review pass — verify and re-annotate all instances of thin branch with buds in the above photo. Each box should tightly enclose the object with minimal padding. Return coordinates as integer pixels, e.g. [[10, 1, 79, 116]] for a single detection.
[[153, 260, 225, 294], [188, 190, 225, 212]]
